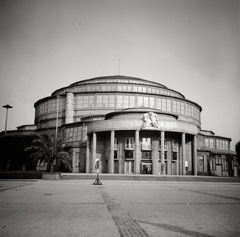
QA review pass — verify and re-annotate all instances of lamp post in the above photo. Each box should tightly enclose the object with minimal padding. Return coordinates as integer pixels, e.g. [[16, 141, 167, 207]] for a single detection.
[[3, 104, 13, 135]]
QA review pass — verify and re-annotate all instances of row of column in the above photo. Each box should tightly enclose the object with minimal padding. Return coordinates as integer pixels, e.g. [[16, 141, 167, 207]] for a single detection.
[[86, 130, 198, 175]]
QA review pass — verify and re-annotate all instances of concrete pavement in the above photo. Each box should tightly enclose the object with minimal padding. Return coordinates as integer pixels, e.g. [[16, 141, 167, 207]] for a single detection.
[[1, 179, 240, 237], [60, 173, 240, 182]]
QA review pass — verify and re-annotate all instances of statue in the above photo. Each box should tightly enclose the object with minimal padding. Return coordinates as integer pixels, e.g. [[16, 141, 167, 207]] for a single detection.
[[142, 112, 160, 129]]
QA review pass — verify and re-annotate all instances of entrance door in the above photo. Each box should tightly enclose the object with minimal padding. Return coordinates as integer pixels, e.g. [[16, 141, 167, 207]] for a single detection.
[[125, 161, 134, 174], [216, 165, 222, 176], [198, 156, 204, 172], [158, 161, 167, 174], [172, 161, 177, 175], [114, 161, 119, 173]]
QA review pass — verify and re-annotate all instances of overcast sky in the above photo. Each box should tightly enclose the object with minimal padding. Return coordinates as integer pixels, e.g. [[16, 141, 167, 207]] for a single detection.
[[0, 0, 239, 149]]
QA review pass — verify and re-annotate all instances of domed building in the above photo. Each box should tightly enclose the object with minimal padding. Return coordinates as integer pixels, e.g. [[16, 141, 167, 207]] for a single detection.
[[8, 75, 238, 176]]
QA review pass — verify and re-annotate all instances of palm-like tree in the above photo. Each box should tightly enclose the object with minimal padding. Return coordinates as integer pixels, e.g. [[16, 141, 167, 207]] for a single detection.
[[26, 130, 72, 172]]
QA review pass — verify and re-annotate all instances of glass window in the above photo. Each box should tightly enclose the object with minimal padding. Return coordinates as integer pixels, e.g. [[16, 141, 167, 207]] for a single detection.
[[123, 95, 129, 108], [172, 100, 177, 113], [73, 128, 78, 141], [162, 99, 166, 111], [172, 140, 179, 152], [142, 151, 151, 159], [96, 95, 103, 107], [142, 138, 152, 150], [156, 98, 161, 110], [69, 128, 74, 141], [172, 152, 177, 161], [125, 151, 133, 159], [76, 95, 83, 108], [210, 139, 214, 148], [48, 101, 52, 112], [138, 86, 142, 93], [167, 99, 171, 112], [159, 151, 167, 160], [205, 138, 209, 147], [138, 96, 143, 107], [149, 97, 154, 108], [109, 95, 115, 107], [125, 137, 134, 149], [89, 95, 95, 107], [103, 95, 108, 107], [212, 158, 216, 170], [117, 95, 123, 108], [181, 102, 185, 114], [114, 151, 118, 159], [190, 105, 193, 117], [185, 104, 189, 116], [83, 96, 88, 108], [177, 101, 181, 113], [216, 158, 222, 164], [159, 139, 167, 150], [219, 140, 222, 150], [193, 107, 198, 119], [44, 102, 48, 113], [114, 138, 118, 150], [129, 96, 135, 107], [225, 141, 229, 150], [77, 127, 82, 140], [222, 159, 226, 170], [144, 97, 149, 107], [143, 87, 147, 93]]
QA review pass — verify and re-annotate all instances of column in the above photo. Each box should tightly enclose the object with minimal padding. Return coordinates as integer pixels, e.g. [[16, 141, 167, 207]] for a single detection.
[[182, 133, 186, 175], [193, 135, 198, 176], [152, 135, 158, 175], [86, 135, 90, 173], [65, 92, 74, 124], [109, 130, 114, 174], [161, 131, 165, 175], [92, 132, 97, 173], [134, 130, 140, 174], [118, 138, 123, 174], [82, 123, 87, 141]]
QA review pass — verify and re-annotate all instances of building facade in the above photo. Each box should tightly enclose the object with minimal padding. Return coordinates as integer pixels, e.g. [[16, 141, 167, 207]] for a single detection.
[[7, 75, 238, 175]]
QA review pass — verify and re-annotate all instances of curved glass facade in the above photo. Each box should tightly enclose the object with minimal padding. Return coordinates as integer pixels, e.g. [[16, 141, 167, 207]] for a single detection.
[[34, 76, 201, 129]]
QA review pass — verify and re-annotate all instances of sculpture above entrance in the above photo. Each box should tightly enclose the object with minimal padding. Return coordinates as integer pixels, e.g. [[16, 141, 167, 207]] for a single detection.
[[142, 112, 178, 130], [142, 112, 160, 129]]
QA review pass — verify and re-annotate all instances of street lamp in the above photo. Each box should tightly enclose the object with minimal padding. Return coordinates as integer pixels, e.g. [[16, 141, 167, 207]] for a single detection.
[[55, 95, 60, 139], [3, 104, 13, 135]]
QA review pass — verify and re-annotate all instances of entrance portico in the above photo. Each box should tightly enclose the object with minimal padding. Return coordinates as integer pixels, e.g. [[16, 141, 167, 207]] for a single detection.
[[86, 109, 199, 176]]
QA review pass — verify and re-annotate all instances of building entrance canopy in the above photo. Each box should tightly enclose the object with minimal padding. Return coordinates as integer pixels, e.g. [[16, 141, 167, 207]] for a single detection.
[[87, 109, 199, 135]]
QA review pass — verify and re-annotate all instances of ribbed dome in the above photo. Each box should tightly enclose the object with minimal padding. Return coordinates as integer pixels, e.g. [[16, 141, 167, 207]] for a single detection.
[[69, 75, 167, 88], [51, 75, 185, 99]]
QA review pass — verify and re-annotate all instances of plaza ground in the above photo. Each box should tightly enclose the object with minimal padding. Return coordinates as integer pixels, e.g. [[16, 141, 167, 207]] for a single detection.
[[0, 178, 240, 237]]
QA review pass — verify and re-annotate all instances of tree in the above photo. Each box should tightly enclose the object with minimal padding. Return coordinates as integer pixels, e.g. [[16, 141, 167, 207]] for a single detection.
[[26, 130, 72, 172], [0, 134, 37, 171], [235, 141, 240, 166]]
